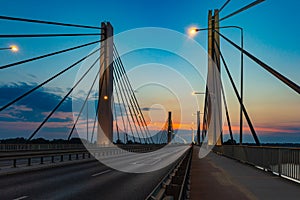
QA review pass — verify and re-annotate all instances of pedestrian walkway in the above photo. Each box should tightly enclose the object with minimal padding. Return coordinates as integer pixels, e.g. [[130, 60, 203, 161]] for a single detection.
[[190, 146, 300, 200]]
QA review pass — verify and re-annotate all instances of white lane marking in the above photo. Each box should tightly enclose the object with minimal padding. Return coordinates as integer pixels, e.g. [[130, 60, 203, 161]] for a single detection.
[[130, 158, 161, 166], [91, 169, 112, 177], [13, 196, 28, 200]]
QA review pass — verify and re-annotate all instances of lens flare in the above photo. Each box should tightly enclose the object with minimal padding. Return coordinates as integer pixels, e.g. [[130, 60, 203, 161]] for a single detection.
[[188, 27, 198, 37], [10, 45, 19, 52]]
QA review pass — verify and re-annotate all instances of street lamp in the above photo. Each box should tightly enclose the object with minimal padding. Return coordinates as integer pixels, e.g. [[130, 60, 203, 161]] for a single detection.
[[0, 45, 19, 52], [190, 127, 195, 144], [189, 26, 244, 145], [192, 91, 206, 144], [192, 111, 204, 144]]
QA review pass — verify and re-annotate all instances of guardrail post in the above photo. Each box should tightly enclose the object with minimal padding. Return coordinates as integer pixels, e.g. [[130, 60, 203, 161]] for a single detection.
[[40, 157, 44, 164], [278, 149, 282, 177]]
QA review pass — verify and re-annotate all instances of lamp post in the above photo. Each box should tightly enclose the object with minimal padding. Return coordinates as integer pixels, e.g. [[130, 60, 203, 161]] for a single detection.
[[190, 127, 195, 144], [192, 111, 204, 145], [189, 25, 244, 145], [0, 45, 19, 52], [192, 91, 206, 144]]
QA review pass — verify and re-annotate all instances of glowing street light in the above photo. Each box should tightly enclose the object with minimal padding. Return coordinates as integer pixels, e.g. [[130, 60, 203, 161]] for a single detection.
[[188, 26, 199, 37], [0, 45, 19, 52], [10, 45, 19, 52]]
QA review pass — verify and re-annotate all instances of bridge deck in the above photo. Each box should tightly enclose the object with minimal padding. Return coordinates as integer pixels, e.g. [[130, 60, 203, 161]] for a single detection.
[[190, 146, 300, 200]]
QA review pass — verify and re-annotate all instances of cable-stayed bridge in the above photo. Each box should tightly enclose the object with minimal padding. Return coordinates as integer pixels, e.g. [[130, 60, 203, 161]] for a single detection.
[[0, 1, 300, 199]]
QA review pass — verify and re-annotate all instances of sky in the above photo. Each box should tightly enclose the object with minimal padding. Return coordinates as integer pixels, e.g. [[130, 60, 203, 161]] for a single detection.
[[0, 0, 299, 143]]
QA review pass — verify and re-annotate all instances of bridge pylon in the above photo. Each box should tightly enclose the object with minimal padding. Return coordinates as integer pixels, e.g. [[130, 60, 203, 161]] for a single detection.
[[205, 10, 223, 146], [167, 111, 174, 143], [97, 22, 114, 145]]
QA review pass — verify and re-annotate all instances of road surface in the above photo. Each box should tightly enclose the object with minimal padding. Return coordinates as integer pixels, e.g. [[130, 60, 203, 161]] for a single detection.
[[0, 159, 174, 200]]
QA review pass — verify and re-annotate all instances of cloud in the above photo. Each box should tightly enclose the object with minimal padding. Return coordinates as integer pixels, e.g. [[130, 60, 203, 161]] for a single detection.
[[0, 121, 73, 131], [0, 82, 298, 143], [44, 87, 66, 95], [0, 82, 74, 138], [222, 125, 300, 135], [0, 82, 71, 112], [27, 73, 37, 79], [0, 120, 75, 139], [42, 111, 74, 121], [0, 112, 19, 120], [141, 107, 163, 111], [0, 104, 34, 122], [13, 105, 33, 112]]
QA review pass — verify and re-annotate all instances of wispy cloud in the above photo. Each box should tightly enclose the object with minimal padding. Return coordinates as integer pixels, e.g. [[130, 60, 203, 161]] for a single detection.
[[42, 111, 74, 121], [0, 82, 71, 112], [222, 125, 300, 135], [141, 107, 163, 111], [27, 73, 37, 79], [0, 82, 74, 138]]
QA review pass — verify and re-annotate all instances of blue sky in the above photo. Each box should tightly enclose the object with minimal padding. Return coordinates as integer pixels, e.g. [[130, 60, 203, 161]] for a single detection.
[[0, 0, 299, 143]]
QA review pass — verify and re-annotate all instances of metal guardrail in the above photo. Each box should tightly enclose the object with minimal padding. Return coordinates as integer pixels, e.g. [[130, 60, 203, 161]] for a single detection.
[[146, 146, 192, 200], [214, 145, 300, 181], [0, 149, 90, 169], [0, 145, 182, 169], [177, 147, 193, 199], [0, 143, 85, 151], [0, 144, 178, 153], [0, 143, 166, 152]]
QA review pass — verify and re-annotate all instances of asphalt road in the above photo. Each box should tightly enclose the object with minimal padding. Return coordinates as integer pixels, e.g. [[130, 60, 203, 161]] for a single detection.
[[0, 159, 174, 200]]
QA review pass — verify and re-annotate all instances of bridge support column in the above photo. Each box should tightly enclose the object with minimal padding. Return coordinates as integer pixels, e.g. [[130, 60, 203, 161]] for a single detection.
[[167, 111, 173, 143], [97, 22, 114, 145], [206, 10, 222, 146]]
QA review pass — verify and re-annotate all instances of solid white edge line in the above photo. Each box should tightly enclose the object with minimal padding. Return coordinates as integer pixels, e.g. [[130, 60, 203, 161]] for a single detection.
[[13, 196, 28, 200]]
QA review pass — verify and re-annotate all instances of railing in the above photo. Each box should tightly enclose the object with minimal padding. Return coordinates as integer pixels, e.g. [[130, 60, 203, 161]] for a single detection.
[[0, 149, 90, 169], [0, 144, 185, 169], [0, 143, 165, 152], [0, 143, 85, 151], [146, 146, 192, 200], [214, 145, 300, 181]]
